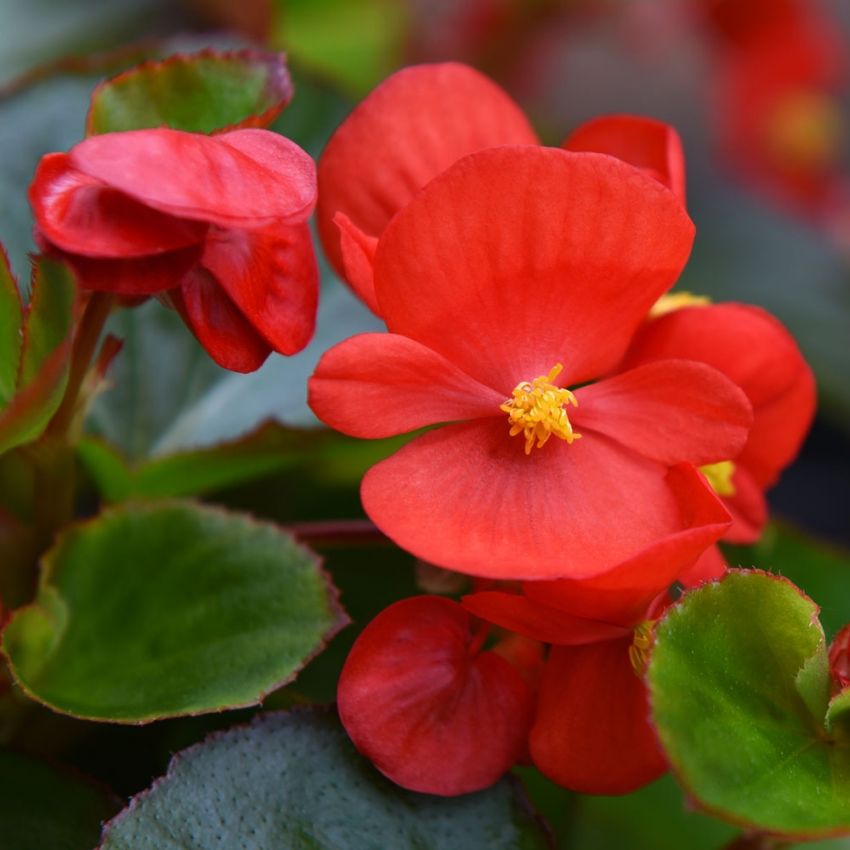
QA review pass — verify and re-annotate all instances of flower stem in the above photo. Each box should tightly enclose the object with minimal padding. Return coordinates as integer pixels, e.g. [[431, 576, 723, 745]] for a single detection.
[[282, 519, 390, 548]]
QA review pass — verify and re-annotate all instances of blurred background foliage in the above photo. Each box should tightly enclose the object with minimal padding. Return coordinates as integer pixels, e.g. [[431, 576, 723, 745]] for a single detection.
[[0, 0, 848, 848]]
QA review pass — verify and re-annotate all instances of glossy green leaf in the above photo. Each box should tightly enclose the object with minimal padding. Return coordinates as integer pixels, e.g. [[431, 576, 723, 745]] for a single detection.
[[648, 570, 850, 839], [99, 709, 553, 850], [271, 0, 407, 96], [77, 424, 329, 502], [0, 244, 23, 409], [87, 48, 293, 135], [2, 501, 346, 722], [0, 749, 117, 850]]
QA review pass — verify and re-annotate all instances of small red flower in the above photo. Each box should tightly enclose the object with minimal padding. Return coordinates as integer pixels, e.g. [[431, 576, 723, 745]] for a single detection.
[[30, 128, 319, 372], [310, 145, 752, 580]]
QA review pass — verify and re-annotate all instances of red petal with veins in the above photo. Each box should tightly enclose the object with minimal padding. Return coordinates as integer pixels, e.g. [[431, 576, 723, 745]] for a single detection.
[[563, 114, 686, 205], [202, 222, 318, 356], [361, 422, 728, 581], [171, 267, 271, 372], [317, 62, 538, 291], [70, 128, 316, 227], [309, 333, 504, 439], [375, 146, 695, 390], [338, 596, 533, 795], [574, 359, 752, 467], [531, 640, 667, 794], [30, 153, 207, 257], [334, 212, 380, 314]]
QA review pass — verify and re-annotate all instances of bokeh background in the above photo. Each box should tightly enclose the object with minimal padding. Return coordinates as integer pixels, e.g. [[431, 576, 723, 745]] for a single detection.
[[0, 1, 848, 848]]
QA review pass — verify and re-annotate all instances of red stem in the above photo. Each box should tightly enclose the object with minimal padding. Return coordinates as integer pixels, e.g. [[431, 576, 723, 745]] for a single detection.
[[282, 519, 391, 549]]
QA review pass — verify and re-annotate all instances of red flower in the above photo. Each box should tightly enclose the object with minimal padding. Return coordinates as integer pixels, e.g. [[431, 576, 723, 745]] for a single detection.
[[317, 62, 687, 314], [310, 145, 751, 580], [30, 128, 318, 372], [829, 624, 850, 693]]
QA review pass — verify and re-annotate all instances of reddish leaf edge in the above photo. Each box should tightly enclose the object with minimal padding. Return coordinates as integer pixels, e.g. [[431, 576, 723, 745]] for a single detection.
[[95, 705, 557, 849], [648, 568, 850, 842], [0, 499, 350, 725], [85, 48, 295, 137]]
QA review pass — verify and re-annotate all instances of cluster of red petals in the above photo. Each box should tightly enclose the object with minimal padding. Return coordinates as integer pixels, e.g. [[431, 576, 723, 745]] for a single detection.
[[314, 63, 816, 798], [30, 128, 319, 372]]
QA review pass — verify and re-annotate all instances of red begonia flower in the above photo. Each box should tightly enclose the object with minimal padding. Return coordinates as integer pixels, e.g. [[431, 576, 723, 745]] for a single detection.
[[317, 62, 538, 313], [563, 114, 686, 205], [623, 303, 815, 544], [29, 128, 318, 372], [829, 624, 850, 693], [310, 146, 752, 580], [337, 595, 535, 795]]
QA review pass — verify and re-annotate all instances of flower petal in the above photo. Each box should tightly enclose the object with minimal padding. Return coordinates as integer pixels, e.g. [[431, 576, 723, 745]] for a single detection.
[[573, 360, 753, 467], [530, 640, 667, 794], [361, 421, 724, 580], [521, 464, 732, 624], [375, 146, 695, 390], [462, 591, 631, 645], [317, 62, 538, 286], [170, 267, 271, 372], [722, 464, 768, 544], [337, 596, 533, 796], [334, 212, 380, 314], [309, 333, 504, 438], [70, 128, 316, 227], [563, 114, 686, 205], [30, 153, 207, 257], [624, 303, 815, 488], [201, 222, 318, 356], [679, 544, 728, 587]]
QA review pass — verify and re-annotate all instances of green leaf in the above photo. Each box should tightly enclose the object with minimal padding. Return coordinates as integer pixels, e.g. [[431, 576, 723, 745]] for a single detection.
[[724, 523, 850, 638], [78, 424, 331, 502], [0, 244, 23, 409], [87, 49, 294, 135], [2, 501, 346, 722], [271, 0, 408, 96], [648, 570, 850, 839], [0, 749, 117, 850], [99, 709, 553, 850]]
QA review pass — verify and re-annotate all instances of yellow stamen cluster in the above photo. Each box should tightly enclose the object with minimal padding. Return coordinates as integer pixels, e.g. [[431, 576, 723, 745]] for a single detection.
[[500, 363, 581, 455], [700, 460, 737, 497], [649, 291, 711, 319], [629, 621, 655, 677]]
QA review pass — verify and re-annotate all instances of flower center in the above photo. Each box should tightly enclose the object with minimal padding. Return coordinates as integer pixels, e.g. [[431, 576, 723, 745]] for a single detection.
[[629, 621, 655, 677], [700, 460, 737, 497], [500, 363, 581, 455]]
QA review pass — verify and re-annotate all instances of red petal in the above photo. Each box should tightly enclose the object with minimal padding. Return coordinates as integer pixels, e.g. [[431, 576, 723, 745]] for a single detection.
[[309, 333, 504, 439], [201, 222, 318, 356], [30, 153, 207, 257], [678, 544, 728, 587], [317, 62, 538, 286], [334, 212, 380, 315], [53, 242, 203, 295], [563, 115, 686, 205], [170, 268, 271, 372], [338, 596, 533, 795], [531, 640, 667, 794], [722, 464, 767, 543], [69, 128, 316, 227], [625, 303, 815, 489], [462, 591, 631, 645], [573, 360, 752, 467], [375, 146, 695, 390], [521, 464, 732, 624], [361, 421, 726, 581]]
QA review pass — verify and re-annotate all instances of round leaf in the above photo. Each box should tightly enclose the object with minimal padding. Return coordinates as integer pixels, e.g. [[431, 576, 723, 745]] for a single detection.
[[648, 570, 850, 839], [2, 501, 346, 722], [87, 49, 293, 135], [99, 709, 553, 850]]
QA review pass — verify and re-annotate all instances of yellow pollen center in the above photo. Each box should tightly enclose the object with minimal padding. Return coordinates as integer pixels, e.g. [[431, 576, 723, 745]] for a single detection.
[[762, 89, 844, 172], [649, 291, 711, 319], [700, 460, 737, 497], [500, 363, 581, 455], [629, 621, 655, 677]]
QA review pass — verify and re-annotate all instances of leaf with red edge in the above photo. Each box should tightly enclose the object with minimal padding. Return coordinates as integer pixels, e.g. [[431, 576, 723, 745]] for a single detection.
[[338, 595, 534, 796], [86, 49, 294, 136], [0, 242, 23, 409]]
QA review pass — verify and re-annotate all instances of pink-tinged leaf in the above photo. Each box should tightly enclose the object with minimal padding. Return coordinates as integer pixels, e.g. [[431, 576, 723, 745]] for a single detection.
[[0, 243, 23, 409], [86, 49, 294, 136]]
